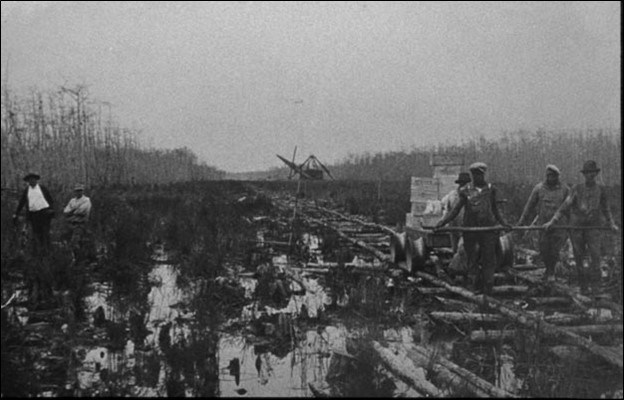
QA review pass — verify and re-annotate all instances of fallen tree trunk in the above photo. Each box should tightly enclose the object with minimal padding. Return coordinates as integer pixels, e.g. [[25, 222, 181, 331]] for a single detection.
[[415, 271, 623, 369], [372, 341, 443, 397], [511, 264, 544, 271], [304, 216, 390, 262], [508, 269, 591, 313], [528, 297, 572, 306], [313, 205, 399, 236], [430, 311, 581, 325], [308, 382, 331, 397], [513, 270, 621, 318], [470, 324, 624, 343], [403, 343, 517, 398], [434, 296, 478, 312], [469, 329, 517, 343], [430, 311, 504, 323], [422, 225, 612, 233]]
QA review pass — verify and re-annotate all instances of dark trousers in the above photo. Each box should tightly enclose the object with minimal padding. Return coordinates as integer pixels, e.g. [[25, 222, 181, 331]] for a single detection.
[[463, 232, 499, 295], [28, 210, 52, 253], [538, 230, 568, 277], [569, 229, 602, 286]]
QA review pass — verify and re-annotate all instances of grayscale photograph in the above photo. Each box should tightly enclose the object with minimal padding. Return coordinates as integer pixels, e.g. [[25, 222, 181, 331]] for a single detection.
[[0, 1, 621, 397]]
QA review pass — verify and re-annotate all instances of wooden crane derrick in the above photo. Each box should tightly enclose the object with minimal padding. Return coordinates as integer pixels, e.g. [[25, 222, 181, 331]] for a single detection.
[[276, 147, 334, 181]]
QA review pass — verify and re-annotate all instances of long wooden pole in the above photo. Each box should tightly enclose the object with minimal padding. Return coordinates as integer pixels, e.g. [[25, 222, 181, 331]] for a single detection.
[[422, 225, 612, 232]]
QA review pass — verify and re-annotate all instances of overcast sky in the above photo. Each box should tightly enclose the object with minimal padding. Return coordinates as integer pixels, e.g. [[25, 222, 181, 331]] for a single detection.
[[1, 1, 620, 173]]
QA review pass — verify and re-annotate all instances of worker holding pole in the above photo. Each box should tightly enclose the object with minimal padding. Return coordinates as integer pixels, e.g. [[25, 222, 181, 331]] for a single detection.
[[544, 160, 619, 293], [517, 165, 569, 282], [435, 162, 512, 295]]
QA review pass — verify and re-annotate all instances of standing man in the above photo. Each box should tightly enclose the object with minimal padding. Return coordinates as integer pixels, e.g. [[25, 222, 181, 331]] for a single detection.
[[544, 160, 618, 293], [13, 172, 56, 254], [441, 171, 472, 252], [63, 184, 92, 260], [435, 162, 511, 295], [517, 165, 570, 282]]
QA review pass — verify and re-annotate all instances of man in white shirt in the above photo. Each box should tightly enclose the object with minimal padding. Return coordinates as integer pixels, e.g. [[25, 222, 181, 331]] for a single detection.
[[63, 184, 92, 259], [13, 172, 56, 253]]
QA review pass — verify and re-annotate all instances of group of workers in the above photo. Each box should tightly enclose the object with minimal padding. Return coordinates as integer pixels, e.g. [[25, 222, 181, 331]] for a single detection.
[[12, 172, 92, 259], [11, 161, 619, 295], [435, 160, 618, 296]]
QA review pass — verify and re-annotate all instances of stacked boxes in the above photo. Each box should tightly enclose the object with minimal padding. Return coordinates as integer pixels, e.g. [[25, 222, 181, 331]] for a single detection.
[[406, 154, 464, 230]]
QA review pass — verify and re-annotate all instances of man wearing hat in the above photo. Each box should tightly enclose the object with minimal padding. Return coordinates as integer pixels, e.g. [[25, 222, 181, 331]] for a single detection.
[[517, 165, 570, 282], [63, 184, 92, 260], [545, 160, 618, 293], [435, 162, 511, 295], [441, 171, 471, 253], [13, 173, 56, 253]]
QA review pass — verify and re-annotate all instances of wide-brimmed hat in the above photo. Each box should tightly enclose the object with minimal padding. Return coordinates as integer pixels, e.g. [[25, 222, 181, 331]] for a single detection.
[[580, 160, 600, 173], [469, 162, 487, 174], [74, 184, 85, 191], [546, 164, 561, 175], [23, 172, 40, 181], [455, 172, 472, 184]]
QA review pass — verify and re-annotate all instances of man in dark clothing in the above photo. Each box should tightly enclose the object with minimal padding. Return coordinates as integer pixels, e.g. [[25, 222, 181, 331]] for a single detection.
[[544, 160, 618, 292], [435, 162, 511, 295], [13, 173, 56, 253], [517, 165, 570, 282]]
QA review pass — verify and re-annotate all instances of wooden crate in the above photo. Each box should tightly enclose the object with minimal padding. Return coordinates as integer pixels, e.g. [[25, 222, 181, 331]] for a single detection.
[[410, 177, 439, 202]]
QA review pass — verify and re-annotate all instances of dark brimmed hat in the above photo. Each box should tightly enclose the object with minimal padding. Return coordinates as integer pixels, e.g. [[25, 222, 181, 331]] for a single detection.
[[580, 160, 600, 173], [455, 172, 472, 184], [23, 172, 41, 181]]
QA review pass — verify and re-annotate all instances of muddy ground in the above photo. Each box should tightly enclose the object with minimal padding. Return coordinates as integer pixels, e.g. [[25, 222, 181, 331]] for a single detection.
[[1, 180, 622, 397]]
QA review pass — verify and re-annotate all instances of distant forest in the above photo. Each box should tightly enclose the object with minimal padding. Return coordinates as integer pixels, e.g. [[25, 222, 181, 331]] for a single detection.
[[1, 84, 225, 190], [2, 85, 619, 189], [234, 128, 621, 186]]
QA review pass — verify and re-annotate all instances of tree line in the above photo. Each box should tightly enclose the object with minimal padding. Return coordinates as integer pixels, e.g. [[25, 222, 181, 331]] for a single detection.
[[329, 129, 621, 186], [1, 84, 224, 190]]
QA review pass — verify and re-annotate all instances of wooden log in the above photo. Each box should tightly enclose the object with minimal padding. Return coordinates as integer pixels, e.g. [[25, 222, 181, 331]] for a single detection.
[[415, 285, 527, 295], [512, 264, 544, 271], [470, 324, 623, 343], [403, 343, 517, 398], [372, 341, 443, 397], [415, 270, 623, 369], [308, 382, 331, 397], [508, 269, 592, 312], [313, 205, 399, 236], [563, 324, 624, 336], [430, 310, 578, 325], [416, 287, 449, 295], [528, 297, 572, 306], [529, 312, 589, 325], [304, 215, 390, 262], [430, 311, 504, 323], [434, 296, 479, 312], [469, 329, 517, 343], [423, 225, 612, 233]]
